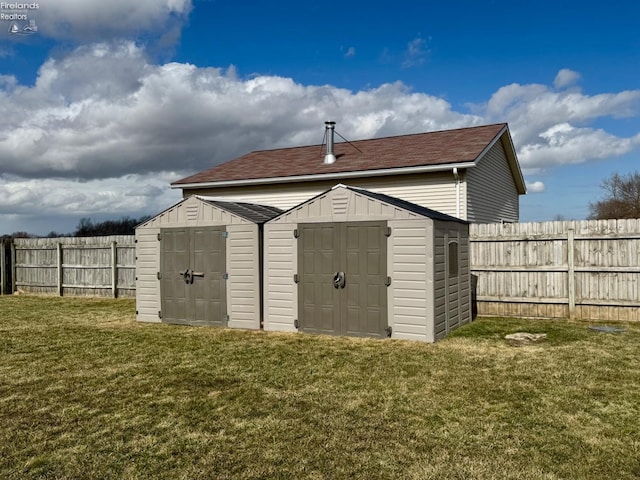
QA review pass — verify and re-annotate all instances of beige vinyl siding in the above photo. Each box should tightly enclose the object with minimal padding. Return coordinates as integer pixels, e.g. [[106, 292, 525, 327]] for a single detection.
[[263, 223, 297, 332], [135, 227, 161, 323], [187, 171, 461, 219], [226, 224, 260, 330], [434, 221, 471, 340], [268, 186, 419, 224], [387, 220, 434, 342], [466, 141, 519, 223], [140, 196, 250, 228]]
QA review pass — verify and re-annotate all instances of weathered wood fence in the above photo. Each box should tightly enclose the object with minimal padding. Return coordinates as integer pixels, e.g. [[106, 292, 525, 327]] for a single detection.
[[2, 220, 640, 321], [470, 219, 640, 321], [2, 236, 135, 298]]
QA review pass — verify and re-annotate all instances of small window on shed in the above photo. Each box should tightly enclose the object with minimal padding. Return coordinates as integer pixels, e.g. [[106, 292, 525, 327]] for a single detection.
[[448, 241, 459, 277]]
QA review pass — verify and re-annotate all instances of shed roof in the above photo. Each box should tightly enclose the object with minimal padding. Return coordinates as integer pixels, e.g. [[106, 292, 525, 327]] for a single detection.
[[198, 197, 283, 224], [137, 196, 283, 229], [172, 123, 525, 194]]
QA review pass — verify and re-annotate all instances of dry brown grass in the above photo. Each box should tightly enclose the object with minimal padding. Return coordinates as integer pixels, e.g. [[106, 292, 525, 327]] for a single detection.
[[1, 296, 639, 479]]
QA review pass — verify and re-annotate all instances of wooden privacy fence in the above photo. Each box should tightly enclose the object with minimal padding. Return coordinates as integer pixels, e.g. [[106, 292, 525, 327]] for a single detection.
[[470, 219, 640, 321], [4, 236, 135, 298], [2, 220, 640, 322]]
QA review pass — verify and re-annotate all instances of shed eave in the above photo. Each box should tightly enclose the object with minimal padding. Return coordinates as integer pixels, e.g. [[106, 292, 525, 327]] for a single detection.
[[172, 162, 478, 190]]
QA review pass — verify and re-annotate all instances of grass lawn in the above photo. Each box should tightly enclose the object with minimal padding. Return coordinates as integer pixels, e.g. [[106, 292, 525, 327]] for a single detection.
[[1, 296, 639, 479]]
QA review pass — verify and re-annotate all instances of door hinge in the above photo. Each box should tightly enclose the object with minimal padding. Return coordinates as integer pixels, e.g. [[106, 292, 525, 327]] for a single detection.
[[223, 314, 230, 324], [221, 231, 229, 238], [157, 232, 162, 241], [294, 319, 299, 329], [158, 310, 162, 319], [293, 229, 300, 238], [222, 273, 229, 280], [385, 276, 392, 286], [385, 326, 392, 338], [293, 274, 299, 283], [157, 271, 162, 280], [385, 227, 392, 237]]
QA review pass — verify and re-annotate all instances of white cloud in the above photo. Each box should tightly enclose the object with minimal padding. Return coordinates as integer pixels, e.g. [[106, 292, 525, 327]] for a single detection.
[[526, 181, 545, 193], [518, 123, 640, 168], [0, 173, 180, 217], [0, 42, 479, 182], [480, 69, 640, 169], [554, 68, 581, 89], [34, 0, 193, 41], [1, 50, 640, 234], [402, 37, 429, 68]]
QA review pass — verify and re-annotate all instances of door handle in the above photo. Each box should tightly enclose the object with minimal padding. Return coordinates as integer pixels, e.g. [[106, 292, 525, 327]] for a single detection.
[[333, 271, 346, 289], [180, 270, 193, 284], [191, 271, 204, 278]]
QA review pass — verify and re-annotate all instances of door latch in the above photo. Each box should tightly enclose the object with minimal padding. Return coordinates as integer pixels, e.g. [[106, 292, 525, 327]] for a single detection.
[[333, 271, 346, 289], [180, 270, 193, 284]]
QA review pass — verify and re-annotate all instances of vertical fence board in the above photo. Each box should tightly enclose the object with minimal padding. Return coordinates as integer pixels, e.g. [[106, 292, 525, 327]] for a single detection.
[[0, 240, 5, 295], [111, 241, 117, 298], [57, 242, 63, 297], [11, 242, 16, 294], [567, 228, 575, 318]]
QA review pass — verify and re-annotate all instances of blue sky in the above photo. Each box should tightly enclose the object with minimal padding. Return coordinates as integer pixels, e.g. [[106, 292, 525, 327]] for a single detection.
[[1, 0, 639, 235]]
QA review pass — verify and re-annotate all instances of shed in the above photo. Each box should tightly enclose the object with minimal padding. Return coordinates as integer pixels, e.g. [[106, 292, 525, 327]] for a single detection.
[[135, 195, 282, 328], [263, 184, 471, 342]]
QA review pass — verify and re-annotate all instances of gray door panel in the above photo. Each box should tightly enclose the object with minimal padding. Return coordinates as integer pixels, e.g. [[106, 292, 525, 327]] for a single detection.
[[161, 227, 226, 326], [161, 229, 189, 325], [298, 222, 387, 338], [344, 223, 387, 337], [299, 224, 340, 334]]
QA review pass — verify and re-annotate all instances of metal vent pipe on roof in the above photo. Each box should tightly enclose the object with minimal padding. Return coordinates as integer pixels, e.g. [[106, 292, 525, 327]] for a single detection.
[[323, 121, 337, 164]]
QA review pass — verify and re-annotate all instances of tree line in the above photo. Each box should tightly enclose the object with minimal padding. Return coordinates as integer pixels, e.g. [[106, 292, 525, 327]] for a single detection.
[[1, 216, 151, 240]]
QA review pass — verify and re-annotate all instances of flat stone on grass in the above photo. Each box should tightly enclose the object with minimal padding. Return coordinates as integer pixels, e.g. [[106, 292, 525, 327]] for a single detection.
[[505, 332, 547, 347]]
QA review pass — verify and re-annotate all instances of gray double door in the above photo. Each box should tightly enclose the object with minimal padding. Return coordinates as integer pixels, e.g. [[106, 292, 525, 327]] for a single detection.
[[298, 221, 388, 338], [160, 227, 226, 326]]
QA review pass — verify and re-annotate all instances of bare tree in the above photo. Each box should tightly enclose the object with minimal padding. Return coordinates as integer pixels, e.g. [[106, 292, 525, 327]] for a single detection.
[[589, 172, 640, 220], [74, 216, 151, 236]]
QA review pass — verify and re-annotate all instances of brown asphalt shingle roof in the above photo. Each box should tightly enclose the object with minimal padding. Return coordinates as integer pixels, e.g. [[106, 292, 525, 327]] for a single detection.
[[172, 123, 508, 186]]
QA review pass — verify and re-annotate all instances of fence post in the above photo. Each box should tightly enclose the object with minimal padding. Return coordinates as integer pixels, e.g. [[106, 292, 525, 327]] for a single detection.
[[567, 228, 575, 319], [111, 241, 118, 298], [57, 242, 63, 297], [11, 241, 16, 294], [0, 240, 5, 295]]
